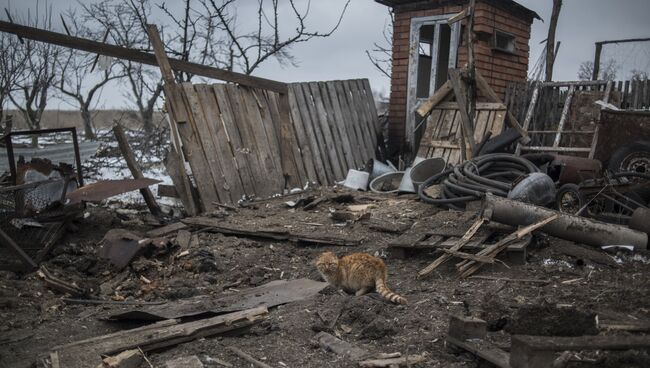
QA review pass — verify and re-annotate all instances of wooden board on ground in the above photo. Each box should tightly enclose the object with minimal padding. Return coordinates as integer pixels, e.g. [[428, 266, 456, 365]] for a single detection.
[[104, 279, 327, 321], [51, 306, 268, 367]]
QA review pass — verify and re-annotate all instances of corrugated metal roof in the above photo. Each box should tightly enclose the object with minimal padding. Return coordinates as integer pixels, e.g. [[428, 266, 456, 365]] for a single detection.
[[0, 141, 101, 173]]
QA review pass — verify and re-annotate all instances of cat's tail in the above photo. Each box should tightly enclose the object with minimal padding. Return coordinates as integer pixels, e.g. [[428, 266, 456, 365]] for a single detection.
[[375, 278, 407, 305]]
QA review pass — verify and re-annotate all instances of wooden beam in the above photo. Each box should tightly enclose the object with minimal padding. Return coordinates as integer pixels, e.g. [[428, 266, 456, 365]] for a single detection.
[[113, 124, 162, 218], [415, 80, 453, 117], [448, 68, 476, 159], [545, 0, 562, 81], [0, 20, 288, 93], [145, 24, 190, 124]]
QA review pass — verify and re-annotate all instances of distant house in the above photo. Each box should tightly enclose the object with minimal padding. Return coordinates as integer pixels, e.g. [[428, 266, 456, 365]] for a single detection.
[[374, 0, 540, 152]]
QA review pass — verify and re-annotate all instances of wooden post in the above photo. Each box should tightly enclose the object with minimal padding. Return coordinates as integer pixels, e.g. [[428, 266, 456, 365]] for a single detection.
[[448, 68, 476, 159], [592, 42, 603, 81], [545, 0, 562, 81], [146, 23, 200, 215], [113, 124, 162, 218]]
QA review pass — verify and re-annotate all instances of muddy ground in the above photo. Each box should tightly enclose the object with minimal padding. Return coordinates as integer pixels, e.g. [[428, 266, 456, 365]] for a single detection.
[[1, 188, 650, 367]]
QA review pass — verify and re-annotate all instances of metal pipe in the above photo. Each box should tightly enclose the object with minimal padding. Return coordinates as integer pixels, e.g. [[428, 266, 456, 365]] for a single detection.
[[484, 193, 648, 250]]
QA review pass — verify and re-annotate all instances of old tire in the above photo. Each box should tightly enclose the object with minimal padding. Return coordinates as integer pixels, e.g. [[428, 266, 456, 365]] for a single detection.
[[608, 141, 650, 174], [556, 183, 585, 214]]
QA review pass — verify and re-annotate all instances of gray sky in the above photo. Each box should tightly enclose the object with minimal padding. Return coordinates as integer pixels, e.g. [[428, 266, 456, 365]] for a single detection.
[[2, 0, 650, 110]]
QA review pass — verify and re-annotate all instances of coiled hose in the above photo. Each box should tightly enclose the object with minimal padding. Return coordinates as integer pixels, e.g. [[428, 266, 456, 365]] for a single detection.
[[418, 153, 540, 210]]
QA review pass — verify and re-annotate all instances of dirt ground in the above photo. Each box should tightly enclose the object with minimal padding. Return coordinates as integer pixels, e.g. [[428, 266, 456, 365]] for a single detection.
[[1, 187, 650, 368]]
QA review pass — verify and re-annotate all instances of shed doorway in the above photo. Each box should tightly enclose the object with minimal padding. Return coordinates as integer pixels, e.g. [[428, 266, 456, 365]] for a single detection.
[[407, 15, 460, 151]]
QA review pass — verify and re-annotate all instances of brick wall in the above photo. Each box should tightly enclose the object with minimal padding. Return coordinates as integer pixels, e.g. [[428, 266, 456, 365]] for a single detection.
[[387, 0, 534, 151]]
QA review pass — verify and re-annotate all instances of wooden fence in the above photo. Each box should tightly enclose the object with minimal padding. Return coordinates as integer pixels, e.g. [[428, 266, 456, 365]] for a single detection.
[[506, 79, 650, 123], [169, 79, 378, 209]]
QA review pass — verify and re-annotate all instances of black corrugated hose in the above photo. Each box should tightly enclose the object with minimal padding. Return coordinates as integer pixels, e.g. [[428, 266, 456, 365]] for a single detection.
[[417, 153, 540, 210]]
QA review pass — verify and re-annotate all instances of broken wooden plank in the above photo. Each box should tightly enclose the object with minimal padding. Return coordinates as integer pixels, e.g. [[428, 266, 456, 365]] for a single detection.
[[441, 249, 495, 264], [52, 306, 268, 367], [418, 217, 485, 278], [447, 336, 511, 368], [468, 276, 550, 284], [102, 349, 143, 368], [458, 215, 559, 278], [175, 229, 192, 249], [104, 279, 327, 321], [145, 24, 189, 123], [113, 124, 162, 217], [510, 334, 650, 368], [358, 355, 426, 367], [415, 82, 453, 117], [227, 347, 272, 368], [182, 217, 362, 246], [313, 332, 370, 361], [448, 69, 476, 160], [146, 222, 188, 238]]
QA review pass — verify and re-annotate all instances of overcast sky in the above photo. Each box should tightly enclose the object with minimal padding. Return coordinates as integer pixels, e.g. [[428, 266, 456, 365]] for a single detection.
[[2, 0, 650, 110]]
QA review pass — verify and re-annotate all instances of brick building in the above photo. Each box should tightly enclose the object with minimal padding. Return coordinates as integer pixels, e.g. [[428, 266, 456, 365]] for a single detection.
[[375, 0, 540, 152]]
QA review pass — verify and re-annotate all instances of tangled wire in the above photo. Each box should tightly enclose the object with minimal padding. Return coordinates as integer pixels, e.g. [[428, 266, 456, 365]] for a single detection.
[[417, 153, 540, 210]]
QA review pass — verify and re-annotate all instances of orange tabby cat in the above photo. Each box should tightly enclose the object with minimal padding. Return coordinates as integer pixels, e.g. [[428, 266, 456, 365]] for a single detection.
[[315, 252, 407, 305]]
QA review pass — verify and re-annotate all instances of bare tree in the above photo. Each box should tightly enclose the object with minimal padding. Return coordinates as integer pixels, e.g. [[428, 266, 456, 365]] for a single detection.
[[366, 10, 393, 79], [630, 69, 649, 81], [81, 0, 164, 133], [156, 0, 351, 78], [0, 32, 27, 129], [578, 59, 618, 81], [7, 5, 60, 146], [57, 10, 126, 140]]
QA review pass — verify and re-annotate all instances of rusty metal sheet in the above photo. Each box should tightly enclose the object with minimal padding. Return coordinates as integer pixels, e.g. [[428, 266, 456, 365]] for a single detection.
[[66, 178, 161, 204], [103, 278, 328, 321], [98, 229, 144, 270]]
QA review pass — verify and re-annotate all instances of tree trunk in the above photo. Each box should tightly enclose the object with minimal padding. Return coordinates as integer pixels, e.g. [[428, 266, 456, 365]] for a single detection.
[[545, 0, 562, 82], [81, 108, 96, 140], [142, 109, 154, 134]]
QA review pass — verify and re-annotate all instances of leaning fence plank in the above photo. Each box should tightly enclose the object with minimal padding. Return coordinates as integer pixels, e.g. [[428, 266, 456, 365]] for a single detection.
[[212, 85, 256, 197], [361, 79, 380, 145], [296, 83, 332, 184], [553, 85, 575, 148], [346, 80, 375, 161], [309, 82, 345, 180], [182, 83, 232, 203], [334, 81, 367, 166], [316, 82, 347, 176], [267, 91, 306, 187], [361, 79, 379, 143], [224, 84, 268, 196], [171, 87, 219, 211], [250, 89, 285, 186], [194, 84, 245, 201], [515, 83, 541, 155], [353, 79, 377, 160], [287, 86, 319, 184], [240, 87, 284, 194], [324, 82, 357, 169]]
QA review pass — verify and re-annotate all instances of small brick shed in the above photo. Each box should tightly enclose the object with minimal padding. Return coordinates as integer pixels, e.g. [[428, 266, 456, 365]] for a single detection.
[[375, 0, 540, 152]]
